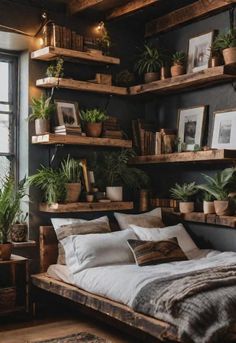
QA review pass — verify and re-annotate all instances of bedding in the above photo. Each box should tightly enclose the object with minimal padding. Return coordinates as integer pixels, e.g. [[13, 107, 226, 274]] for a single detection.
[[114, 207, 163, 229]]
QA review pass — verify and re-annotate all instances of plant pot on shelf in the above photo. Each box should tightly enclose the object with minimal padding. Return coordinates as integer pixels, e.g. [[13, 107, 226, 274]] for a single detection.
[[84, 122, 103, 137], [65, 183, 81, 203], [35, 118, 50, 135], [160, 66, 170, 80], [0, 242, 13, 261], [214, 200, 231, 216], [11, 224, 28, 242], [106, 186, 123, 202], [171, 64, 186, 77], [223, 47, 236, 65], [144, 72, 160, 83], [179, 202, 194, 214], [210, 55, 222, 67], [203, 201, 215, 215]]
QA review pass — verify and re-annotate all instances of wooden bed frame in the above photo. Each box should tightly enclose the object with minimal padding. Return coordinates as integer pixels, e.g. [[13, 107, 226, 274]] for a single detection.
[[31, 225, 236, 343]]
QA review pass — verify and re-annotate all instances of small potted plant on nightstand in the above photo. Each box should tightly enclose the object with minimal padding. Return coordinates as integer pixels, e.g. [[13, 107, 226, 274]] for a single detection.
[[213, 28, 236, 65], [11, 212, 28, 243], [170, 182, 198, 214], [80, 108, 108, 137], [29, 95, 55, 135], [171, 51, 186, 77], [61, 156, 82, 203]]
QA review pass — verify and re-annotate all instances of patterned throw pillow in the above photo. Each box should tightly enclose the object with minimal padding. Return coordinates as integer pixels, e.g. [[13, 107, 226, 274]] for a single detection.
[[127, 238, 187, 266]]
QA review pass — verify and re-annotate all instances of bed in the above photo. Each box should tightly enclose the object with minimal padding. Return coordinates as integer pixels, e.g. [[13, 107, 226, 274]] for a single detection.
[[32, 225, 236, 343]]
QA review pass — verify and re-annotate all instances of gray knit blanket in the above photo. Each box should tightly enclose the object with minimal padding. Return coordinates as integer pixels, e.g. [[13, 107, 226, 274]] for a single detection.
[[132, 265, 236, 343]]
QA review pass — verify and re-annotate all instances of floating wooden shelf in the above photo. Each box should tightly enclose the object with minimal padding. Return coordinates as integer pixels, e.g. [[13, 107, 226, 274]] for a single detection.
[[130, 150, 236, 165], [129, 66, 236, 96], [12, 240, 36, 248], [32, 134, 132, 148], [31, 46, 120, 65], [36, 77, 128, 96], [39, 201, 134, 213]]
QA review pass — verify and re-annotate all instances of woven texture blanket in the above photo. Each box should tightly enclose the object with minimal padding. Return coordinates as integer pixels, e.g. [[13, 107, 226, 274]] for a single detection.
[[132, 265, 236, 343]]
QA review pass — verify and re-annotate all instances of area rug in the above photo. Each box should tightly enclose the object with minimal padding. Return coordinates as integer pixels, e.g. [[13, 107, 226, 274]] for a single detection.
[[30, 332, 110, 343]]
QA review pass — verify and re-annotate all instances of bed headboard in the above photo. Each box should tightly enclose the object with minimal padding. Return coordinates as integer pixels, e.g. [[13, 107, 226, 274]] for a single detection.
[[39, 226, 58, 273]]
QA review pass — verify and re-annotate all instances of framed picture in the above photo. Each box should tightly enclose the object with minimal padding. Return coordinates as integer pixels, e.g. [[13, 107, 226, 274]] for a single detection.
[[55, 100, 80, 126], [187, 31, 215, 73], [178, 106, 207, 151], [212, 109, 236, 149]]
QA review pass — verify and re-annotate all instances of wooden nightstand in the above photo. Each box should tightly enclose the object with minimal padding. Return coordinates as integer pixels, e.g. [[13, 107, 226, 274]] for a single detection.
[[0, 254, 29, 316]]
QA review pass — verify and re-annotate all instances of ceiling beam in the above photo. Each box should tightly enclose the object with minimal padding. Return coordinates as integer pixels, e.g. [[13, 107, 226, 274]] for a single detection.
[[68, 0, 105, 15], [146, 0, 236, 37], [107, 0, 158, 20]]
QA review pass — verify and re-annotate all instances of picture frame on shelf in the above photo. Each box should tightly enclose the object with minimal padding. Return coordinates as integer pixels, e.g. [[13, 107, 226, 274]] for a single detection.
[[55, 100, 80, 126], [177, 106, 207, 151], [212, 108, 236, 149], [187, 31, 215, 73]]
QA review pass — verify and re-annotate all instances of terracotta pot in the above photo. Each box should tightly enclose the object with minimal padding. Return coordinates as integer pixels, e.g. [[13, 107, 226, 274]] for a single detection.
[[0, 242, 13, 261], [85, 122, 103, 137], [86, 194, 94, 203], [65, 183, 81, 203], [144, 72, 160, 83], [203, 201, 215, 215], [179, 202, 194, 214], [160, 66, 170, 80], [223, 47, 236, 65], [210, 56, 222, 67], [11, 224, 28, 242], [214, 200, 231, 216], [106, 186, 123, 202], [171, 64, 186, 77], [35, 118, 50, 135]]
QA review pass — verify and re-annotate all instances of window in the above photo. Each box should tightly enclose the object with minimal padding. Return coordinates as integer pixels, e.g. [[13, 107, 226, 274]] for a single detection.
[[0, 53, 18, 181]]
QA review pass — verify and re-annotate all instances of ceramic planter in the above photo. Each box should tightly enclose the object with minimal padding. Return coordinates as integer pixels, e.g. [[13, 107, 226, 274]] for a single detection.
[[86, 194, 94, 203], [160, 66, 170, 80], [203, 201, 215, 215], [144, 72, 160, 83], [0, 242, 13, 261], [35, 118, 50, 135], [65, 183, 81, 203], [171, 64, 186, 77], [11, 224, 28, 242], [85, 122, 103, 137], [214, 200, 231, 216], [106, 186, 123, 202], [223, 47, 236, 65], [179, 202, 194, 214], [210, 56, 222, 67]]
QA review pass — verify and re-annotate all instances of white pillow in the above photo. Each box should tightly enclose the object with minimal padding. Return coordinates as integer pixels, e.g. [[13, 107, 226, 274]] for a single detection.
[[61, 229, 137, 274], [130, 223, 200, 259], [51, 218, 87, 232], [114, 208, 163, 230]]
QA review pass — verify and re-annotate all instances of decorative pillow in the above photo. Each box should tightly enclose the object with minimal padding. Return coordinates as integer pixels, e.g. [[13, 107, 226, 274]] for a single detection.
[[130, 223, 200, 259], [61, 229, 137, 274], [114, 208, 163, 230], [51, 216, 111, 265], [127, 238, 187, 266]]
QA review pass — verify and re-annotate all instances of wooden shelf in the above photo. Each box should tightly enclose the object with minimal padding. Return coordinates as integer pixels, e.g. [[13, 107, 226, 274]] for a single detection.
[[130, 150, 236, 165], [31, 46, 120, 65], [36, 77, 128, 96], [129, 66, 236, 96], [32, 134, 132, 148], [39, 201, 134, 213], [12, 241, 36, 248]]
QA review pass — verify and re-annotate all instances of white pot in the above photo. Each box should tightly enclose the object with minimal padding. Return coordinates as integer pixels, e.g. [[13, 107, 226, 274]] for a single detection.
[[203, 201, 215, 214], [179, 202, 194, 214], [106, 186, 123, 202], [35, 118, 50, 135]]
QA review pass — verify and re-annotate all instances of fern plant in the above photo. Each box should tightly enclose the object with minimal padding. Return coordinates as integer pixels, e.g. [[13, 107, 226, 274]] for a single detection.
[[213, 28, 236, 51], [60, 156, 82, 183], [80, 109, 108, 123], [172, 51, 186, 65], [134, 44, 162, 75], [29, 95, 55, 121], [170, 182, 198, 202]]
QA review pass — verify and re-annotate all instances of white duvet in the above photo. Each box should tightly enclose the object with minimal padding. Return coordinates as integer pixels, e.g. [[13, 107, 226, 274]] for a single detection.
[[47, 249, 236, 307]]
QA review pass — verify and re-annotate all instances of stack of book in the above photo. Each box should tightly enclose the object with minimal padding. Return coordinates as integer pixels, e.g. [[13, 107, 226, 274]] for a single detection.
[[151, 198, 178, 209], [54, 125, 82, 136], [102, 117, 123, 139], [132, 119, 161, 156]]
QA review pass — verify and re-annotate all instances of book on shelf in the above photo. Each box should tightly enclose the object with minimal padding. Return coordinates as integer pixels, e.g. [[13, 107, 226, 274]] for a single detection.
[[54, 125, 82, 135], [151, 198, 178, 209]]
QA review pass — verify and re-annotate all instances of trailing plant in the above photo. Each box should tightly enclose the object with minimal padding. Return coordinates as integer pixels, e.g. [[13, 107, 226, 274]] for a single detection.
[[96, 21, 111, 53], [172, 51, 186, 65], [60, 156, 82, 183], [80, 108, 108, 123], [170, 182, 198, 202], [29, 95, 55, 121], [46, 57, 64, 78], [134, 44, 162, 75], [0, 176, 26, 244], [197, 168, 236, 201], [213, 28, 236, 51], [115, 69, 135, 86]]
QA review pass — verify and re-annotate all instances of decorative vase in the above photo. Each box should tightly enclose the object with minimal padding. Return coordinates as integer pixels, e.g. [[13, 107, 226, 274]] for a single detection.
[[106, 186, 123, 202], [0, 242, 13, 261], [210, 56, 222, 67], [139, 189, 150, 212], [160, 66, 170, 80], [11, 224, 28, 242], [35, 118, 50, 135], [65, 183, 81, 203], [179, 202, 194, 214], [144, 72, 160, 83], [203, 201, 215, 215], [170, 64, 186, 77], [223, 47, 236, 65], [214, 200, 231, 216], [84, 122, 102, 137]]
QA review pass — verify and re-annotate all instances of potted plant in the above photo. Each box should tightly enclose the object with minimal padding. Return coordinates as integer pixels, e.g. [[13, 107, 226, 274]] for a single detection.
[[29, 95, 55, 135], [60, 156, 82, 203], [46, 57, 64, 78], [134, 44, 162, 83], [11, 212, 28, 243], [202, 193, 216, 215], [115, 69, 135, 87], [197, 168, 236, 216], [80, 108, 108, 137], [209, 40, 223, 67], [170, 182, 198, 214], [93, 150, 150, 201], [213, 29, 236, 65], [171, 51, 186, 77], [0, 177, 26, 260]]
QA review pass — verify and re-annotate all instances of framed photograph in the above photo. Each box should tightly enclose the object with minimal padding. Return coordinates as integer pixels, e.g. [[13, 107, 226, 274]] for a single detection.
[[55, 100, 80, 126], [178, 106, 207, 151], [187, 31, 215, 73], [212, 109, 236, 149]]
